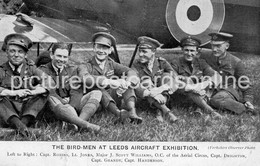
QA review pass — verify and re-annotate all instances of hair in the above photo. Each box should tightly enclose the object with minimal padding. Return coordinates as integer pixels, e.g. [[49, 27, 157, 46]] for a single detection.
[[51, 43, 70, 54]]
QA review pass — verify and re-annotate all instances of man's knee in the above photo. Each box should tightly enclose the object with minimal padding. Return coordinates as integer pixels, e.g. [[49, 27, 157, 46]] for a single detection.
[[80, 91, 102, 110], [101, 90, 115, 108], [87, 90, 102, 101], [210, 91, 231, 109], [48, 96, 62, 109], [210, 90, 245, 113]]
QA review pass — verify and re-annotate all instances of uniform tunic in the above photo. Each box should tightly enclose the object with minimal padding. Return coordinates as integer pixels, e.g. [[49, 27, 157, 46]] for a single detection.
[[39, 62, 101, 114], [201, 52, 253, 103], [171, 56, 218, 112], [0, 59, 48, 123], [38, 62, 82, 109], [78, 56, 138, 108], [132, 57, 178, 98], [200, 52, 253, 113]]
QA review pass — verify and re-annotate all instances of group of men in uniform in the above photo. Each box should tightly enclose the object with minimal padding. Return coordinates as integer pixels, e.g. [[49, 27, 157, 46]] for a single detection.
[[0, 30, 257, 136]]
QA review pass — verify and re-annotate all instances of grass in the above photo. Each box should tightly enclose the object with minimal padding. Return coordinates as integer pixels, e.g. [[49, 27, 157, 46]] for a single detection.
[[0, 45, 259, 141]]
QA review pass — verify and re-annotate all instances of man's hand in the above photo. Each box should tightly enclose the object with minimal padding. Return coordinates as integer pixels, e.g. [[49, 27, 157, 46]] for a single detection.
[[185, 81, 212, 95], [27, 87, 47, 96], [193, 89, 206, 96], [14, 89, 31, 98], [62, 97, 70, 104], [154, 94, 167, 104], [117, 79, 130, 89], [149, 84, 172, 97], [245, 101, 255, 110], [106, 79, 121, 89], [149, 87, 161, 97], [177, 75, 187, 82], [105, 79, 130, 89]]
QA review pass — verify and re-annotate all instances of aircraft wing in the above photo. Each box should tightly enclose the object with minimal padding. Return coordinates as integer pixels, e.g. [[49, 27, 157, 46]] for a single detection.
[[0, 14, 136, 44], [0, 14, 72, 43]]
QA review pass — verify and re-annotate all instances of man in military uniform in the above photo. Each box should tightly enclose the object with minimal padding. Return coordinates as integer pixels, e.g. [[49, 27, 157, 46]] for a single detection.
[[0, 33, 48, 135], [78, 32, 142, 123], [38, 43, 102, 132], [171, 36, 222, 118], [132, 36, 178, 122], [200, 32, 256, 115]]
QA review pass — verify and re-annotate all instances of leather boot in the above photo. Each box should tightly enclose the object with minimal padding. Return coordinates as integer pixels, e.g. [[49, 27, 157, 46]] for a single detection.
[[129, 108, 143, 124], [155, 109, 164, 122], [152, 101, 178, 123], [165, 111, 178, 123], [8, 116, 29, 136], [107, 102, 129, 119]]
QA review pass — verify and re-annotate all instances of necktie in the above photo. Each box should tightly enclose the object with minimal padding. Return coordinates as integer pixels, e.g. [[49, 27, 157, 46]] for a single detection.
[[57, 68, 63, 97], [13, 65, 20, 76], [217, 59, 221, 66], [147, 63, 153, 73], [57, 68, 61, 75], [99, 62, 104, 70], [187, 62, 193, 73]]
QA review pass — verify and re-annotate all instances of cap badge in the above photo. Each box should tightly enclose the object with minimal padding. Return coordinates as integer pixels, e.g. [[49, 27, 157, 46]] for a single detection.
[[213, 35, 218, 40]]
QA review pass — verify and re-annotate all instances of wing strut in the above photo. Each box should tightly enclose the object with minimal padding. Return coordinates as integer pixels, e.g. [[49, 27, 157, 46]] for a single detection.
[[128, 43, 139, 68]]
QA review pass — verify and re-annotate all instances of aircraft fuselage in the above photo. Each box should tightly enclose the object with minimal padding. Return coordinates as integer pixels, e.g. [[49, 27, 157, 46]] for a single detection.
[[22, 0, 260, 54]]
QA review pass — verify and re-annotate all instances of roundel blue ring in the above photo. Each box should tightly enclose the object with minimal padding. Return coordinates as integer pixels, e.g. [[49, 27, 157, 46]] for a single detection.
[[165, 0, 225, 46]]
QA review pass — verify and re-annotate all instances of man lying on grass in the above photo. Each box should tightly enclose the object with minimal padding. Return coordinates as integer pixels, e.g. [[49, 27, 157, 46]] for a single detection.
[[201, 32, 257, 115]]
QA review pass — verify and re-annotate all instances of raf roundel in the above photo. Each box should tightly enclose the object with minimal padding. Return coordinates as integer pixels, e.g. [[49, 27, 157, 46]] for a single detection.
[[166, 0, 225, 46]]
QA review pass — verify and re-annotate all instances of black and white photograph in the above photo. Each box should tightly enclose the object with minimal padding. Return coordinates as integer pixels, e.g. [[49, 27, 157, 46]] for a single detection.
[[0, 0, 259, 165]]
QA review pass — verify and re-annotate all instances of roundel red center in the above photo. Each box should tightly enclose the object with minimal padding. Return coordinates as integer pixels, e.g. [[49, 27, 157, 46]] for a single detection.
[[187, 5, 201, 21], [166, 0, 225, 46]]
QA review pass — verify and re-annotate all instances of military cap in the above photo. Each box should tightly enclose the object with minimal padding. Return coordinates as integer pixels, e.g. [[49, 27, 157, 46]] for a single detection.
[[209, 32, 233, 44], [180, 36, 201, 47], [138, 36, 162, 49], [2, 33, 32, 52], [92, 32, 116, 47]]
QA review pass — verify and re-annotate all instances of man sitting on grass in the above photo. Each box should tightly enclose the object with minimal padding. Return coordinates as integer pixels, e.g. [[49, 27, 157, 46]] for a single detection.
[[132, 36, 179, 123], [0, 33, 49, 136], [78, 32, 142, 124], [171, 36, 222, 119], [38, 43, 102, 132]]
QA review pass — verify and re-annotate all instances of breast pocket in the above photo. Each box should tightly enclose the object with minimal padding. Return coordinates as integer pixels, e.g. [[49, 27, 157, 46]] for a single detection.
[[178, 68, 189, 77], [154, 69, 164, 78], [220, 64, 234, 76], [106, 70, 114, 77], [193, 70, 203, 78], [1, 77, 12, 89]]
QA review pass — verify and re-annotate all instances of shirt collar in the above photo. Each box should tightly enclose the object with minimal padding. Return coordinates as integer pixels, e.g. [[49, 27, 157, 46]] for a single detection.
[[95, 57, 106, 70], [218, 52, 227, 61], [95, 57, 106, 65], [9, 62, 23, 73], [52, 62, 63, 74], [147, 56, 155, 71]]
